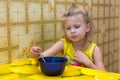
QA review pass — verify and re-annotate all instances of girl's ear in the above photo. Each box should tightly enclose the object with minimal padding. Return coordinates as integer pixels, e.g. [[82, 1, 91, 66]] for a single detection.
[[86, 23, 91, 32]]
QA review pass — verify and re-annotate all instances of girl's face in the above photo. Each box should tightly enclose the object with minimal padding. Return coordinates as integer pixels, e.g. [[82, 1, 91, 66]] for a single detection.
[[64, 15, 90, 43]]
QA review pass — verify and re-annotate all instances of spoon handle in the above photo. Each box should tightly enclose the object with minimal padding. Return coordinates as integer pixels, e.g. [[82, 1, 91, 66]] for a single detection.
[[39, 52, 46, 63]]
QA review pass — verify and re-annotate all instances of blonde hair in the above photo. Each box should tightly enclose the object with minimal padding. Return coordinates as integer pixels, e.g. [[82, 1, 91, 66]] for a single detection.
[[62, 3, 94, 41]]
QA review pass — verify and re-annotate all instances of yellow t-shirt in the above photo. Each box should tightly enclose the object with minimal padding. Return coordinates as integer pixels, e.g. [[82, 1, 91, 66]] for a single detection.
[[61, 38, 96, 66]]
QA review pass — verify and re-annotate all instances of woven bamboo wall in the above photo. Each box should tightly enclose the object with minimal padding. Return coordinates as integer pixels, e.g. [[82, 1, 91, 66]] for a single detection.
[[0, 0, 119, 73]]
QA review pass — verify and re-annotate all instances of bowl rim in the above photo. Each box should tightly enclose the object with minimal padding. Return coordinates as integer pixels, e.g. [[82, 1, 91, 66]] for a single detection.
[[38, 56, 68, 63]]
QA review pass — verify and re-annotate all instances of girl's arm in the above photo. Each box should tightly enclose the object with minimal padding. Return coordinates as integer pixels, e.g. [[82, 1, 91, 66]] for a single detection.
[[91, 46, 105, 70], [74, 46, 105, 71], [41, 40, 64, 57], [30, 40, 64, 58], [81, 46, 105, 70]]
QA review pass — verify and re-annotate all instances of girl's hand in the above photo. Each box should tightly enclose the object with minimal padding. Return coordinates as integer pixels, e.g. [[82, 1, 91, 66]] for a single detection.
[[30, 46, 41, 58], [74, 50, 91, 66]]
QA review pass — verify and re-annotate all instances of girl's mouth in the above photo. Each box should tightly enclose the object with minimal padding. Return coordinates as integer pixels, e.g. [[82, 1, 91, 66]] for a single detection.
[[71, 36, 77, 39]]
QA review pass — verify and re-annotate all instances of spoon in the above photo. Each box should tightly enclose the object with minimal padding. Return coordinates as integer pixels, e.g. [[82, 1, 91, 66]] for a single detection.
[[38, 52, 46, 63]]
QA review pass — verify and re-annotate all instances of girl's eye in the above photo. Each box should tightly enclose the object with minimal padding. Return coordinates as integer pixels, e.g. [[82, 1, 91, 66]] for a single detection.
[[74, 25, 80, 28], [66, 27, 71, 30]]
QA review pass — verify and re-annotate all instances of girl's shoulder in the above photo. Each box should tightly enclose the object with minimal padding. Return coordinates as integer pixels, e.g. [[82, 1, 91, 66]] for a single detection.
[[88, 40, 96, 46], [60, 37, 70, 43], [84, 40, 97, 51], [60, 37, 73, 50], [61, 37, 67, 41]]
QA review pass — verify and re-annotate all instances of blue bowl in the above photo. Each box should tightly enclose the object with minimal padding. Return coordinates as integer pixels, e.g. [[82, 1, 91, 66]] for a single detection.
[[38, 56, 68, 76]]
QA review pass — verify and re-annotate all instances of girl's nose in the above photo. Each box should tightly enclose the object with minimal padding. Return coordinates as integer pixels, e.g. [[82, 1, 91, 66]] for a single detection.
[[71, 28, 75, 33]]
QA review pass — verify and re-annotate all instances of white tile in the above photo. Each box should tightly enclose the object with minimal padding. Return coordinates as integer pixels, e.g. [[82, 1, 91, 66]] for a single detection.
[[0, 26, 7, 37], [92, 6, 98, 18], [43, 23, 55, 40], [104, 55, 109, 66], [0, 37, 8, 48], [43, 3, 54, 20], [10, 2, 25, 22], [99, 6, 104, 17], [77, 0, 84, 3], [10, 26, 19, 36], [0, 51, 9, 65], [0, 2, 7, 23], [56, 4, 66, 20], [28, 3, 41, 21]]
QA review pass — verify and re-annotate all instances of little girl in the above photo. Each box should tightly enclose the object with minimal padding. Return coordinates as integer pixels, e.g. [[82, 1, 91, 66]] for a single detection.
[[30, 3, 105, 70]]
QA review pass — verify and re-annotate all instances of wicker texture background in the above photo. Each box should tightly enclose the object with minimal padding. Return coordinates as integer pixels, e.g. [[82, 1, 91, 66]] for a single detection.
[[0, 0, 119, 73]]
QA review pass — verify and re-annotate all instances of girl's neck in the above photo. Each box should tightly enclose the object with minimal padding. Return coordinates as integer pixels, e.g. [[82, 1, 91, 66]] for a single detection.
[[72, 39, 88, 50]]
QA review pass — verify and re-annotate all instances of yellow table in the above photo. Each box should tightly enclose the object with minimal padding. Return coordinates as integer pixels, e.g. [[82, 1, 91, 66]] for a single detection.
[[0, 58, 120, 80]]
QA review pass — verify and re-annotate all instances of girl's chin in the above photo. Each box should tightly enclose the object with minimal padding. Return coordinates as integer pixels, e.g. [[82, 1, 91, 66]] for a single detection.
[[68, 38, 80, 43], [71, 40, 80, 43]]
